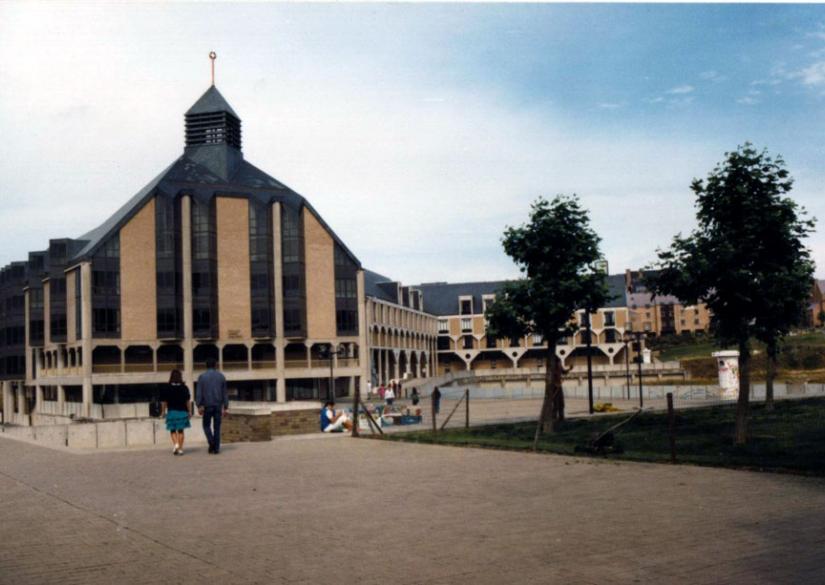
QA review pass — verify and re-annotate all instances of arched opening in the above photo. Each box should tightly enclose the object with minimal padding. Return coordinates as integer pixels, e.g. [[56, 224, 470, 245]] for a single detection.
[[284, 343, 307, 369], [157, 345, 184, 372], [124, 346, 154, 373], [409, 351, 419, 377], [193, 344, 219, 370], [251, 343, 276, 369], [222, 344, 248, 370], [92, 346, 122, 374], [398, 351, 408, 378], [516, 348, 547, 370]]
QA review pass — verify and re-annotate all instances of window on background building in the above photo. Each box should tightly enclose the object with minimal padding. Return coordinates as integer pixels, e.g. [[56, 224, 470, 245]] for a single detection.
[[334, 244, 358, 336], [92, 235, 120, 338], [437, 337, 450, 350], [643, 322, 652, 332], [156, 195, 182, 338], [509, 336, 520, 348], [605, 329, 617, 343], [532, 333, 543, 346], [249, 201, 273, 337], [486, 335, 497, 349], [191, 199, 217, 338], [460, 298, 472, 315], [438, 319, 448, 334], [463, 335, 473, 349], [557, 336, 568, 345], [461, 318, 472, 332], [604, 311, 615, 326], [281, 204, 306, 336], [681, 319, 686, 326]]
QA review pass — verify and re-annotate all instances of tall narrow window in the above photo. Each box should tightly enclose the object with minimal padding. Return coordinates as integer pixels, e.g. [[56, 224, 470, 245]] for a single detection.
[[92, 235, 120, 337], [249, 200, 274, 337], [156, 195, 183, 338], [191, 198, 218, 338], [75, 270, 82, 340], [334, 244, 358, 336], [281, 204, 306, 337]]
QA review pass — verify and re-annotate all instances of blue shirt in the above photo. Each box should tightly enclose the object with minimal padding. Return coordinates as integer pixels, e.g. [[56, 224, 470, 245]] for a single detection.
[[195, 368, 228, 408], [320, 407, 334, 430]]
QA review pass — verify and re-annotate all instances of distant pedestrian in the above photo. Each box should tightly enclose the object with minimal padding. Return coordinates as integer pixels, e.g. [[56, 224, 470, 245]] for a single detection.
[[196, 357, 228, 454], [162, 369, 191, 456], [411, 387, 420, 406], [378, 384, 386, 401], [385, 384, 395, 408], [432, 386, 442, 415]]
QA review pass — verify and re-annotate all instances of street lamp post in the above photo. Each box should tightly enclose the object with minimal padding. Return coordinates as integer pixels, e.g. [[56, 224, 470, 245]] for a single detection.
[[622, 333, 632, 400], [584, 309, 595, 415], [623, 330, 646, 408], [319, 343, 349, 402]]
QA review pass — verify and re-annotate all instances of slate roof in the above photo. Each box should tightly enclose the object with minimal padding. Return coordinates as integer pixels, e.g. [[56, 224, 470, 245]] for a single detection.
[[364, 269, 398, 303], [185, 86, 239, 118], [415, 273, 629, 317], [67, 86, 360, 268]]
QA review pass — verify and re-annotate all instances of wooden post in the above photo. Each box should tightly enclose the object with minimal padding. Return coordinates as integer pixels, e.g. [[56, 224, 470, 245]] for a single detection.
[[667, 392, 676, 464], [465, 388, 469, 429]]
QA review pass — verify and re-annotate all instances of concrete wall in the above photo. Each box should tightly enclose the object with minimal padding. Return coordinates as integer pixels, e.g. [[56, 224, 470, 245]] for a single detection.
[[303, 209, 336, 339], [216, 196, 251, 340], [120, 197, 157, 341]]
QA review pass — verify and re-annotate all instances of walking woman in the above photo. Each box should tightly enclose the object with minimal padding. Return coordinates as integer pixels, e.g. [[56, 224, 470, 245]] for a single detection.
[[162, 369, 191, 456]]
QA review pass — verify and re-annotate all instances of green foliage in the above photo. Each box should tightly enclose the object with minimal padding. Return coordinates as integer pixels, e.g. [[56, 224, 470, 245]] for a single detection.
[[647, 144, 816, 348], [485, 195, 609, 343]]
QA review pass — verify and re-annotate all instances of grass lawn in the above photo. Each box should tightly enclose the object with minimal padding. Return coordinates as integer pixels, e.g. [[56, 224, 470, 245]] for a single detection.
[[657, 331, 825, 362], [385, 398, 825, 475]]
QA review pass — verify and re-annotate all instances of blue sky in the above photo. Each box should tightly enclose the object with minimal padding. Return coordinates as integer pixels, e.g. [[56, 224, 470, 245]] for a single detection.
[[1, 3, 823, 283]]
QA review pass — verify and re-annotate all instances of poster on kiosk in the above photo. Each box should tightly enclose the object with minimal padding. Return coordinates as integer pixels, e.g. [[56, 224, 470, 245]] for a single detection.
[[712, 350, 740, 400]]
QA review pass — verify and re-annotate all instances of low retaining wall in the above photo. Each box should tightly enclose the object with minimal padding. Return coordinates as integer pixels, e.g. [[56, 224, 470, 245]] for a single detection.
[[0, 406, 325, 450]]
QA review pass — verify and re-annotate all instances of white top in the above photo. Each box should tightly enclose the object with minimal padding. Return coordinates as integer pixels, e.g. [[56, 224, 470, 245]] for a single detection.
[[384, 388, 395, 400]]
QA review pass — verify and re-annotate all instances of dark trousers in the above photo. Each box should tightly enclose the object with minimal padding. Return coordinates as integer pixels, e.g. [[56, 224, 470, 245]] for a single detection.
[[202, 406, 223, 452]]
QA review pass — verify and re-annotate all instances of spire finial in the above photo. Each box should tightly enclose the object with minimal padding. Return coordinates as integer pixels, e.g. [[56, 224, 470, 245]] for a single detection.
[[209, 51, 217, 86]]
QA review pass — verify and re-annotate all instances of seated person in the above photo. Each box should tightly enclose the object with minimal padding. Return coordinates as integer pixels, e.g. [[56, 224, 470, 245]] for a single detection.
[[320, 400, 352, 433]]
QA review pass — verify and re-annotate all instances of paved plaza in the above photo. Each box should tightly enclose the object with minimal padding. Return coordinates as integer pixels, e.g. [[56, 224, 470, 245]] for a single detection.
[[2, 431, 825, 585]]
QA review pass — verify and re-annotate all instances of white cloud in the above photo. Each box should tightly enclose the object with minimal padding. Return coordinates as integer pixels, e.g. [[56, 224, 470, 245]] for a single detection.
[[796, 61, 825, 86], [666, 85, 695, 95], [597, 102, 623, 109], [736, 96, 759, 105], [699, 70, 726, 83]]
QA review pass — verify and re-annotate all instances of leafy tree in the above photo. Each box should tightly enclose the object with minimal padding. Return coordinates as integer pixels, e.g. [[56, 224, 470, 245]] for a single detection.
[[647, 144, 815, 444], [486, 195, 608, 445]]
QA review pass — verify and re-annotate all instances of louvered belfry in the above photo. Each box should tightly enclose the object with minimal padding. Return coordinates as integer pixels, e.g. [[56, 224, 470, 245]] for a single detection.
[[184, 86, 242, 150]]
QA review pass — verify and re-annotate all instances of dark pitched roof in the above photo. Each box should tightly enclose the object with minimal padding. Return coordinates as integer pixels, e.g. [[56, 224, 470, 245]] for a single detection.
[[69, 155, 360, 268], [415, 273, 630, 316], [604, 273, 628, 308], [185, 86, 239, 118], [414, 280, 507, 316], [364, 269, 398, 303]]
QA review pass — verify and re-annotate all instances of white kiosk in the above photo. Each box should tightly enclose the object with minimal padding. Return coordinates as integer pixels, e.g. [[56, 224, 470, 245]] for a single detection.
[[712, 350, 740, 400]]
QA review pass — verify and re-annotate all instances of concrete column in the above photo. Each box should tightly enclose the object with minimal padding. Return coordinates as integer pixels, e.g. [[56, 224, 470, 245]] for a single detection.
[[246, 342, 253, 371], [357, 270, 369, 398], [57, 384, 66, 410], [119, 345, 125, 374], [57, 348, 65, 376], [181, 195, 195, 393], [2, 381, 12, 423], [272, 202, 286, 402], [80, 262, 93, 418], [393, 351, 400, 381], [35, 385, 43, 411], [217, 343, 224, 370], [306, 343, 312, 369], [152, 344, 158, 373], [16, 384, 26, 416]]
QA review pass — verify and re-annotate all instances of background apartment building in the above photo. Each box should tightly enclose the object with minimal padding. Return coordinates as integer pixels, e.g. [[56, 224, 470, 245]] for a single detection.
[[416, 275, 634, 375]]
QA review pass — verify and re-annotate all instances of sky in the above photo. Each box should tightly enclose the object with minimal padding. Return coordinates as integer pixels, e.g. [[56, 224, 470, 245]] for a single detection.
[[1, 3, 824, 284]]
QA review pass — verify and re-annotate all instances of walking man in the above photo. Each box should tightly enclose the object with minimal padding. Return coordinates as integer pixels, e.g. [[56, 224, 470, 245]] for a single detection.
[[196, 357, 228, 454]]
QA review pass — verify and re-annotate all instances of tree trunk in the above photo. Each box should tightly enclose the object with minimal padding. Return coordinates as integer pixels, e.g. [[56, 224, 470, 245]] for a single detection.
[[734, 339, 751, 446], [533, 343, 559, 449], [765, 341, 776, 411]]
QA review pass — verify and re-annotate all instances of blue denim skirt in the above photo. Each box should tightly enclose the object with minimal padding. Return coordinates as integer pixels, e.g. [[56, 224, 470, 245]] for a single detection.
[[165, 410, 191, 432]]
